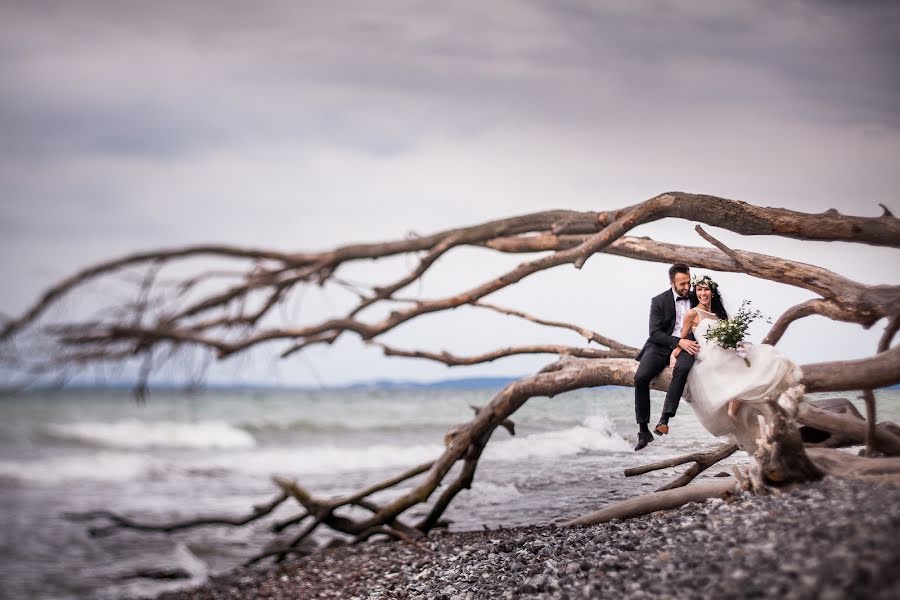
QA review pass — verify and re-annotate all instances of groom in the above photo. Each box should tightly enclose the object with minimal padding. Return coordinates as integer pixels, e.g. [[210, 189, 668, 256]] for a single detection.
[[632, 263, 700, 451]]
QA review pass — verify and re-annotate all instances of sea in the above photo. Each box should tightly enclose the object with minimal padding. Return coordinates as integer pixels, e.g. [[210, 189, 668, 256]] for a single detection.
[[1, 385, 897, 600]]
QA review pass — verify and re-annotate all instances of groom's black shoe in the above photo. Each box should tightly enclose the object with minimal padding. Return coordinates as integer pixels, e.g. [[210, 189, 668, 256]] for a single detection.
[[653, 423, 669, 436], [634, 430, 654, 451]]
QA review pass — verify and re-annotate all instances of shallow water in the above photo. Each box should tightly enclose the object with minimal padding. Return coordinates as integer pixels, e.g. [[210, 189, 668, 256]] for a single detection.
[[1, 386, 896, 600]]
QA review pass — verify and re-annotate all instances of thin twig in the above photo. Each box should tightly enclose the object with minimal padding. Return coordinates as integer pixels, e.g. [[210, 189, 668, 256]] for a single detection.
[[63, 492, 290, 537]]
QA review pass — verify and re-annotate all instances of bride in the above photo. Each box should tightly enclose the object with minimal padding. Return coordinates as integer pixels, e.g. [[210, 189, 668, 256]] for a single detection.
[[669, 275, 802, 438]]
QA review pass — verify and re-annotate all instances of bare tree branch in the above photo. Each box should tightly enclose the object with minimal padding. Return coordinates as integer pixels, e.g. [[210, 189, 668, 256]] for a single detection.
[[6, 193, 898, 371], [654, 443, 740, 492], [624, 442, 738, 480], [63, 492, 289, 537], [472, 301, 635, 350], [1, 211, 599, 341], [801, 344, 900, 392], [763, 299, 845, 345], [878, 316, 899, 353], [372, 342, 634, 366]]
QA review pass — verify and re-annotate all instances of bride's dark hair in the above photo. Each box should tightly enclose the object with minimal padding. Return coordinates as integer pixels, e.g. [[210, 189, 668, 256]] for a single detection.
[[689, 278, 729, 320], [710, 292, 728, 320]]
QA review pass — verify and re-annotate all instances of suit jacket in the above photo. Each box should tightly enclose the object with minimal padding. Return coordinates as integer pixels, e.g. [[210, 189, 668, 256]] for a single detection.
[[635, 288, 696, 361]]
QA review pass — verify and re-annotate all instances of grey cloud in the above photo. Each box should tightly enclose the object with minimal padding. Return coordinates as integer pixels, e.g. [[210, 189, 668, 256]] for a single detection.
[[528, 1, 900, 125], [1, 0, 898, 387], [1, 0, 897, 163], [0, 96, 229, 158], [0, 93, 418, 160]]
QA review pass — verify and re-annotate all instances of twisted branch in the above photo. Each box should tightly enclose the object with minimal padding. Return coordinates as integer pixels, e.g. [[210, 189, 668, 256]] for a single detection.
[[624, 442, 739, 492], [472, 301, 635, 350], [63, 492, 289, 537], [373, 342, 634, 366], [6, 194, 897, 374]]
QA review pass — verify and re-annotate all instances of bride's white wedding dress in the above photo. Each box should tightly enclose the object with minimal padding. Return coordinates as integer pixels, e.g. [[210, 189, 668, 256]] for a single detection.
[[684, 308, 802, 438]]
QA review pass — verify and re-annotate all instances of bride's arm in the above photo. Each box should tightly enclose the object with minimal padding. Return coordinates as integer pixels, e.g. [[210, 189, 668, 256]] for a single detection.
[[670, 309, 697, 366]]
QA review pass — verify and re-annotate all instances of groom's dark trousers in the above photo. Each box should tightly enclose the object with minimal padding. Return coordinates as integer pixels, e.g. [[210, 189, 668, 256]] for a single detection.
[[634, 289, 696, 425]]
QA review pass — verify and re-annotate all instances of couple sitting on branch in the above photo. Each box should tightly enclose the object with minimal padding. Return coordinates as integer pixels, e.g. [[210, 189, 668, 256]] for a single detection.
[[633, 263, 801, 451]]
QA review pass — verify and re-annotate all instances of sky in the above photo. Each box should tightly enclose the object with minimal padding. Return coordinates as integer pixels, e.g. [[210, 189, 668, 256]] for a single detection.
[[1, 0, 898, 387]]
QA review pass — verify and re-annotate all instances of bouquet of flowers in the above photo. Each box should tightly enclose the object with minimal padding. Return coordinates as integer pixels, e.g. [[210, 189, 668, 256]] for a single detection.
[[704, 300, 768, 367]]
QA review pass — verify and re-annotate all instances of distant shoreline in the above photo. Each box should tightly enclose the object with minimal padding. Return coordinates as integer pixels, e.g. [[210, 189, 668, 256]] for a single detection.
[[0, 376, 548, 394], [0, 376, 526, 394], [3, 377, 900, 395]]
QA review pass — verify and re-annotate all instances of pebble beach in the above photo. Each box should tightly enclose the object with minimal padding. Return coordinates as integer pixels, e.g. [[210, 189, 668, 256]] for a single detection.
[[155, 476, 900, 600]]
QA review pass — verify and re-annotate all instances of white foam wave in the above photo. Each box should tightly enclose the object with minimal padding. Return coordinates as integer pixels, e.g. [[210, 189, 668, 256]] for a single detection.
[[216, 442, 447, 477], [464, 481, 523, 505], [0, 452, 154, 482], [483, 414, 631, 461], [2, 415, 629, 483], [45, 420, 257, 449], [205, 414, 628, 477]]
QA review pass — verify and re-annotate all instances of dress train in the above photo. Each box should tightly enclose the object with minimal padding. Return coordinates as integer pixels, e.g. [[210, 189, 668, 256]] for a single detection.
[[683, 310, 802, 438]]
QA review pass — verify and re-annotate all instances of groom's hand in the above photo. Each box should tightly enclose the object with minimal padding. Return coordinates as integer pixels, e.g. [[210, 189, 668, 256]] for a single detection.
[[678, 338, 701, 355]]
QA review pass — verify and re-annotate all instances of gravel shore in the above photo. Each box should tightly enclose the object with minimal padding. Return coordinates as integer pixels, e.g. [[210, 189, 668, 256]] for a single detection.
[[156, 477, 900, 599]]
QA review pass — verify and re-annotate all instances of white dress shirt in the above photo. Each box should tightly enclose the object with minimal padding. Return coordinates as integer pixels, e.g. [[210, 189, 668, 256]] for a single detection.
[[671, 289, 690, 336]]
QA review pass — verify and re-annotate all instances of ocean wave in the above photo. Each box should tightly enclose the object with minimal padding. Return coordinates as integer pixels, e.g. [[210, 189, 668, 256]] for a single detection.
[[462, 481, 524, 505], [236, 411, 586, 435], [3, 414, 629, 483], [219, 442, 447, 477], [0, 452, 154, 482], [44, 419, 257, 449], [483, 414, 631, 461], [222, 414, 629, 476], [237, 418, 450, 434]]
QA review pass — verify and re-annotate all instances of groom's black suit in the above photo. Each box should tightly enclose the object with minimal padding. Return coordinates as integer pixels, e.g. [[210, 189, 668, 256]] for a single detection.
[[633, 289, 697, 425]]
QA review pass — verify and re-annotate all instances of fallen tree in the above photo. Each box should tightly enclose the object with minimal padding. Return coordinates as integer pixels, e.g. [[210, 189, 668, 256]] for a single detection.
[[3, 192, 899, 560]]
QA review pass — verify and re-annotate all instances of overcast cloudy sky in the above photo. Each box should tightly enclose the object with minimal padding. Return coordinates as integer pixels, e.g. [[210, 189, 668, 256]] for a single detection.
[[1, 0, 898, 386]]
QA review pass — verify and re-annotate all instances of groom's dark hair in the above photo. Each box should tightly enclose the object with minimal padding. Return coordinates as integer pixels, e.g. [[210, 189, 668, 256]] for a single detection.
[[668, 263, 690, 281]]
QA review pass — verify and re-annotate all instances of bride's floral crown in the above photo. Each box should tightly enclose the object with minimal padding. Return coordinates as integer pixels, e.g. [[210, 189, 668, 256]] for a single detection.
[[691, 274, 719, 291]]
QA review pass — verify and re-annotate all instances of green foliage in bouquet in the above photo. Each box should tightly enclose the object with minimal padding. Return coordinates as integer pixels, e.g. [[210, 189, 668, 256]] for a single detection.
[[704, 300, 768, 366]]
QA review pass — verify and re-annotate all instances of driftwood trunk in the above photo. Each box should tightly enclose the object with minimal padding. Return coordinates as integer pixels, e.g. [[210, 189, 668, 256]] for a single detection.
[[4, 192, 896, 559]]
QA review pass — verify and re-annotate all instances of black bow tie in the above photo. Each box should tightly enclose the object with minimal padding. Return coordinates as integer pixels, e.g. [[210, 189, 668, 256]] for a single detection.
[[676, 297, 690, 302]]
